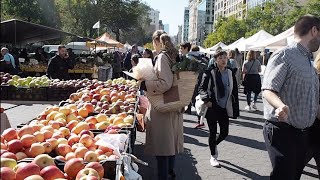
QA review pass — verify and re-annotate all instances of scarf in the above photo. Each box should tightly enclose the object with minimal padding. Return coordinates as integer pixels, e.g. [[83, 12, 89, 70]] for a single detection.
[[214, 64, 226, 98]]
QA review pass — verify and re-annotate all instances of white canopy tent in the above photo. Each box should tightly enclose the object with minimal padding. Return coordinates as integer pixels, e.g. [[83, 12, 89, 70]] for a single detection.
[[206, 42, 227, 54], [235, 30, 274, 51], [223, 37, 245, 50], [124, 42, 132, 50], [249, 26, 294, 50]]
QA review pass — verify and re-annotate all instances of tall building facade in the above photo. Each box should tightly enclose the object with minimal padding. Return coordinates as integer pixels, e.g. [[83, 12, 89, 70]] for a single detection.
[[164, 24, 170, 34], [197, 0, 215, 45], [188, 0, 199, 44], [159, 20, 164, 30], [177, 25, 183, 44], [183, 7, 190, 42], [213, 0, 246, 28], [149, 8, 160, 31]]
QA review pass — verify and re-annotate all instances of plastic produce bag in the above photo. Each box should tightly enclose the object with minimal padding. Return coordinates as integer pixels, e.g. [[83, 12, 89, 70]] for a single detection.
[[122, 155, 142, 180], [95, 133, 129, 158], [132, 58, 156, 80]]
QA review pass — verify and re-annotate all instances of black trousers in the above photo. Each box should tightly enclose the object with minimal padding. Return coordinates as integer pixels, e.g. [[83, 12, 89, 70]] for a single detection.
[[305, 120, 320, 177], [263, 121, 309, 180], [206, 106, 229, 156], [156, 156, 175, 180]]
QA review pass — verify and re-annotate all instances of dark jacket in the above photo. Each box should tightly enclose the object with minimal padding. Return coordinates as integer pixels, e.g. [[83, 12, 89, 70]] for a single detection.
[[198, 63, 240, 119], [47, 55, 74, 80]]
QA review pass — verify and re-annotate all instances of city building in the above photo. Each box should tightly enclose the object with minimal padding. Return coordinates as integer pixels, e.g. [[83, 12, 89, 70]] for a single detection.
[[214, 0, 246, 28], [164, 24, 170, 34], [247, 0, 307, 9], [159, 20, 164, 30], [188, 0, 199, 44], [197, 0, 215, 45], [149, 8, 160, 31], [177, 25, 183, 44], [183, 7, 190, 42]]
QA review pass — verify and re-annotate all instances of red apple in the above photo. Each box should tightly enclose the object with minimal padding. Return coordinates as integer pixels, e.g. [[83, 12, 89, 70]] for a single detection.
[[7, 139, 23, 153], [18, 125, 34, 138], [79, 134, 93, 148], [84, 151, 98, 162], [20, 134, 36, 148], [67, 134, 80, 146], [28, 143, 45, 158], [85, 162, 104, 178], [15, 152, 28, 161], [24, 175, 44, 180], [0, 149, 8, 155], [64, 158, 85, 179], [1, 152, 17, 160], [40, 166, 65, 180], [0, 167, 16, 180], [2, 128, 18, 142], [55, 144, 72, 157], [15, 163, 41, 180]]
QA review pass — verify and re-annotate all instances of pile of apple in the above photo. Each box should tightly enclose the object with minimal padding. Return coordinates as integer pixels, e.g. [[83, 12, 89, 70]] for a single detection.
[[1, 153, 105, 180], [85, 113, 135, 130], [67, 78, 138, 115]]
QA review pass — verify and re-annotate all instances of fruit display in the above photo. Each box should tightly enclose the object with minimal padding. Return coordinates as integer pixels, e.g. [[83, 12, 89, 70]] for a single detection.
[[5, 75, 51, 88], [66, 78, 139, 115]]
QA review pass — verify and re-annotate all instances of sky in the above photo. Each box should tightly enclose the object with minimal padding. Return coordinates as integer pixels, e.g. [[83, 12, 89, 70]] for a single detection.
[[143, 0, 189, 36]]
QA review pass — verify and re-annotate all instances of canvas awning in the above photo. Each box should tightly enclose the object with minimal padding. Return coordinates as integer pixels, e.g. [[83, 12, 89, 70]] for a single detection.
[[1, 19, 77, 46], [249, 27, 294, 50], [206, 42, 227, 54], [223, 37, 245, 50], [88, 32, 124, 48], [235, 30, 274, 51]]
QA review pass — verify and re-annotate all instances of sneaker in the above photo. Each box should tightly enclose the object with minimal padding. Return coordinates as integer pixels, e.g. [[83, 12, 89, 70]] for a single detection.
[[210, 156, 220, 167], [245, 105, 253, 112], [251, 103, 257, 110], [194, 123, 205, 129]]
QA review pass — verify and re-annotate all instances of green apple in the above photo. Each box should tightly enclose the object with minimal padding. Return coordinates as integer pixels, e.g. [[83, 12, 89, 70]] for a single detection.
[[12, 75, 20, 81], [1, 157, 17, 169]]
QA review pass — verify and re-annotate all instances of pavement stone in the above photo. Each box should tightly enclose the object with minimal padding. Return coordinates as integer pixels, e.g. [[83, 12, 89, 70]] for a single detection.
[[1, 92, 319, 180]]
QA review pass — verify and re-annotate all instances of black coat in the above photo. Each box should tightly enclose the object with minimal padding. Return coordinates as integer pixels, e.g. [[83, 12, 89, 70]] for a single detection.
[[47, 55, 74, 80], [198, 64, 240, 119]]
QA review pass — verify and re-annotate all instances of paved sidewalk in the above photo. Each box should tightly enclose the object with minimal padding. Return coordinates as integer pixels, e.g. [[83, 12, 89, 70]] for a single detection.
[[133, 93, 319, 180], [1, 93, 318, 180]]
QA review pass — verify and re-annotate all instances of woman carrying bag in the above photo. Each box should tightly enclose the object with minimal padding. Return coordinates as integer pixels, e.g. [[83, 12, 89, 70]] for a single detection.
[[198, 50, 239, 167], [242, 50, 261, 112], [140, 30, 183, 180]]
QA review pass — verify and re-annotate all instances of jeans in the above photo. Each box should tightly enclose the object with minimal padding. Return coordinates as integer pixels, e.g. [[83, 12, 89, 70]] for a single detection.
[[156, 156, 175, 180], [206, 106, 229, 156], [246, 90, 259, 106], [263, 121, 309, 180]]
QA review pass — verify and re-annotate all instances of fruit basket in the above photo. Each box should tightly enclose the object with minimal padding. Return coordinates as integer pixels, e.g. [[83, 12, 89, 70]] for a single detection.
[[0, 85, 9, 100], [47, 87, 79, 101], [7, 87, 47, 101]]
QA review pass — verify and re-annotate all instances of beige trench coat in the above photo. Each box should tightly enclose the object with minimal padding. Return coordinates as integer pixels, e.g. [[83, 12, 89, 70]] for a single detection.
[[144, 53, 184, 156]]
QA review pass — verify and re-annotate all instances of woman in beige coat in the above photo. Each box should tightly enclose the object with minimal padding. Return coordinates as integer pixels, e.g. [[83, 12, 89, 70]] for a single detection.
[[140, 30, 184, 180]]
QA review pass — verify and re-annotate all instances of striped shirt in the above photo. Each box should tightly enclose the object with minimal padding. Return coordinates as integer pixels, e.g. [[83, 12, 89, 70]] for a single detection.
[[262, 42, 319, 129]]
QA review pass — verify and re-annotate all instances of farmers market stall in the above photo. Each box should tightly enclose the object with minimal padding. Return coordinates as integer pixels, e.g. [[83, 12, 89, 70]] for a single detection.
[[0, 74, 146, 180]]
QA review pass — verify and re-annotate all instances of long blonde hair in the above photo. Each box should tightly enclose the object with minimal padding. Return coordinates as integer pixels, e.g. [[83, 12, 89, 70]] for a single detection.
[[152, 30, 178, 60], [314, 53, 320, 74], [246, 50, 256, 61]]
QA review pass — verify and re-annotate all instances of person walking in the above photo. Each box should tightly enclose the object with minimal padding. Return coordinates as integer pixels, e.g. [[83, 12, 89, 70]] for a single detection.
[[227, 50, 240, 85], [140, 30, 183, 180], [47, 45, 75, 80], [198, 50, 239, 167], [1, 47, 18, 74], [242, 50, 261, 111], [305, 52, 320, 176], [262, 15, 320, 180]]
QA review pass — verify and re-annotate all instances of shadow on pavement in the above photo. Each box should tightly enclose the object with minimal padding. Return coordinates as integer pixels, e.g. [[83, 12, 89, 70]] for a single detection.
[[239, 115, 265, 123], [134, 145, 201, 180], [302, 170, 319, 179], [230, 119, 263, 130], [184, 135, 208, 147], [220, 160, 269, 180], [184, 126, 209, 137], [225, 135, 266, 151]]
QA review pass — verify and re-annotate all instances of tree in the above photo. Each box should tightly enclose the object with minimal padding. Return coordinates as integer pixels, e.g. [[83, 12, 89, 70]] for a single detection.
[[98, 0, 146, 41], [204, 16, 247, 48], [2, 0, 61, 28]]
